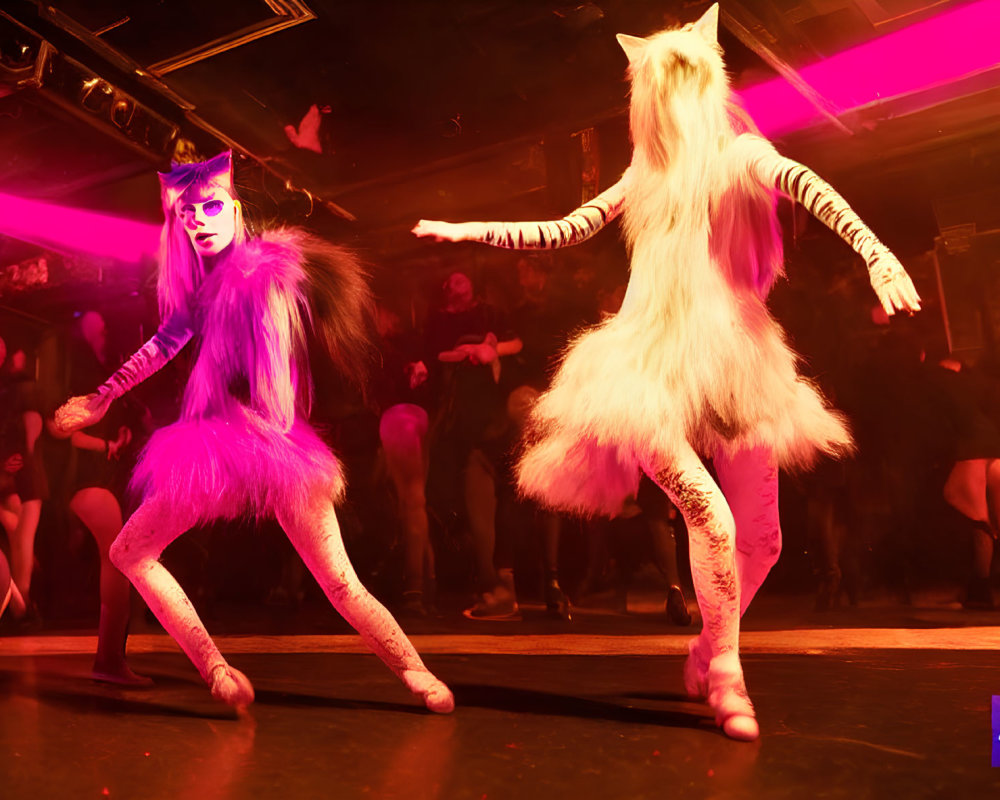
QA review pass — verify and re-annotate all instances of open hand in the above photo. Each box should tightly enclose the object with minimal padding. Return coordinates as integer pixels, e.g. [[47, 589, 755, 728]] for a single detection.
[[54, 392, 111, 434], [868, 253, 922, 316], [406, 361, 428, 390], [107, 426, 132, 461]]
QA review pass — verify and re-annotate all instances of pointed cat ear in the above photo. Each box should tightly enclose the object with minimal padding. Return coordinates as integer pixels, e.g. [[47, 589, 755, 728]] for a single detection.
[[692, 3, 720, 44], [616, 33, 649, 64]]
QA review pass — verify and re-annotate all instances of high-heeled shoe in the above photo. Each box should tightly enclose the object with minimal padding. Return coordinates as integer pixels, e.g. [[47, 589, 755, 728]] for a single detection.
[[706, 653, 759, 741], [665, 585, 692, 626], [545, 580, 572, 621]]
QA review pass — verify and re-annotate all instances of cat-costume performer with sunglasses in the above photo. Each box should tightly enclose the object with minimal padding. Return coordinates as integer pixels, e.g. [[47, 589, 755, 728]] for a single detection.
[[414, 4, 919, 739], [53, 152, 453, 713]]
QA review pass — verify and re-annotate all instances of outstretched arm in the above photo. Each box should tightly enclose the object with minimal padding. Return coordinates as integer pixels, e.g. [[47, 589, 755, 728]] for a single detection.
[[412, 176, 628, 250], [100, 313, 193, 400], [0, 192, 160, 265], [743, 136, 921, 315], [54, 313, 193, 433]]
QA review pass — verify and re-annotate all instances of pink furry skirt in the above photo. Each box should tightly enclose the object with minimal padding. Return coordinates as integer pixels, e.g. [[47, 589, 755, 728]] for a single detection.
[[517, 429, 643, 520], [130, 408, 344, 523]]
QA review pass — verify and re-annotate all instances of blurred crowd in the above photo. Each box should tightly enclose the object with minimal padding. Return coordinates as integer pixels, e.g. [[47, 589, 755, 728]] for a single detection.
[[2, 247, 1000, 637]]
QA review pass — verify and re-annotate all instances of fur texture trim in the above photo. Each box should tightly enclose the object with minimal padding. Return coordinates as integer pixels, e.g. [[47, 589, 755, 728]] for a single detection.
[[133, 227, 364, 518], [514, 22, 851, 517]]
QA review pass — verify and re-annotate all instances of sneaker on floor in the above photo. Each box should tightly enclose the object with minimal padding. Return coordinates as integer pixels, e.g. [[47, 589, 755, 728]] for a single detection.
[[545, 580, 572, 621], [399, 590, 430, 618], [463, 586, 520, 620]]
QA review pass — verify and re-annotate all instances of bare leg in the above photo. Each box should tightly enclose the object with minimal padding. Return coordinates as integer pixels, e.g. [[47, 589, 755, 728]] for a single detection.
[[982, 460, 1000, 580], [0, 494, 20, 535], [0, 496, 25, 618], [109, 497, 250, 705], [9, 498, 41, 600], [70, 487, 149, 685], [945, 459, 994, 606], [0, 550, 10, 619], [275, 490, 454, 713], [643, 442, 758, 741], [380, 404, 434, 603], [944, 459, 990, 523]]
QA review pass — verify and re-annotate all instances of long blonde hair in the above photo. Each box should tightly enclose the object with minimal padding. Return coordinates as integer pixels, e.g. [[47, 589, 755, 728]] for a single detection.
[[622, 19, 783, 296], [156, 152, 246, 318]]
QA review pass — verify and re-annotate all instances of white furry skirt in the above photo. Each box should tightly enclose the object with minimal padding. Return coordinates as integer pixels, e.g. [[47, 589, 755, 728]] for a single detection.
[[516, 311, 852, 518], [130, 406, 344, 523]]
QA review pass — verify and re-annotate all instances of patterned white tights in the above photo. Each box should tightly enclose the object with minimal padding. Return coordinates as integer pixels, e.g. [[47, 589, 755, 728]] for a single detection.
[[110, 492, 453, 712], [644, 443, 778, 740]]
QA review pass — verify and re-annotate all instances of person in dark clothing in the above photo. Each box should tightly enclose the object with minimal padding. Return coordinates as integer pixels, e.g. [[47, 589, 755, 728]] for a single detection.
[[421, 272, 524, 618], [923, 350, 1000, 608], [0, 335, 47, 614], [50, 311, 149, 683], [373, 303, 438, 617]]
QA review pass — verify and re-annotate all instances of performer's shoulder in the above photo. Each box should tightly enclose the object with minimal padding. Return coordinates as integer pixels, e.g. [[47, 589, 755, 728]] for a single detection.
[[240, 226, 367, 312], [251, 225, 307, 258], [730, 132, 780, 157], [241, 227, 309, 285]]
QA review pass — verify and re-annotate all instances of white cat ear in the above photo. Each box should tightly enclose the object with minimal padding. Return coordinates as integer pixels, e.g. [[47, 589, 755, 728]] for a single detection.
[[616, 33, 649, 64], [692, 3, 720, 44]]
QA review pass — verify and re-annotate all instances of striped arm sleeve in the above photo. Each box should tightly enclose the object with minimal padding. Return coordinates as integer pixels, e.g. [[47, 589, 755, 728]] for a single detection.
[[100, 311, 193, 399], [744, 136, 899, 286], [477, 179, 627, 250]]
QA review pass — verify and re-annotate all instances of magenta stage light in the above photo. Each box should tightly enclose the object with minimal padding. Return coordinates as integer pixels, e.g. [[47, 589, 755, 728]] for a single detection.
[[737, 0, 1000, 136], [0, 192, 160, 264]]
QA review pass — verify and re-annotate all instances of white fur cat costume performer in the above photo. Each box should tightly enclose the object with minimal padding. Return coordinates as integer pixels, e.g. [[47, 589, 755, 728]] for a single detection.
[[55, 152, 453, 713], [415, 4, 920, 740]]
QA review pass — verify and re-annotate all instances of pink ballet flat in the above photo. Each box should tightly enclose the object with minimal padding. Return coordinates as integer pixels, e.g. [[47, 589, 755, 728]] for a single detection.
[[403, 669, 455, 714], [706, 654, 759, 742], [209, 664, 255, 709], [683, 637, 709, 700]]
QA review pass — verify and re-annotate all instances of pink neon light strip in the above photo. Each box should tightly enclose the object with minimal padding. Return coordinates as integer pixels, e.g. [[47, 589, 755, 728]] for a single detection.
[[0, 192, 160, 264], [736, 0, 1000, 136]]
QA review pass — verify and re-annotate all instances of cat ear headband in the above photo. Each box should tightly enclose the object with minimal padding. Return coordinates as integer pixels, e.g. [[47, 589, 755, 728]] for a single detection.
[[616, 2, 719, 63]]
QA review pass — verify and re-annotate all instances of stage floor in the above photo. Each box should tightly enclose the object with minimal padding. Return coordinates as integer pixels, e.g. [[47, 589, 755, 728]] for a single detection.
[[1, 628, 997, 798]]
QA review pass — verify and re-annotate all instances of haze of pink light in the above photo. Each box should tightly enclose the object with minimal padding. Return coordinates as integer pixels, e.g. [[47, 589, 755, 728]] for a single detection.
[[737, 0, 1000, 136], [0, 191, 160, 264]]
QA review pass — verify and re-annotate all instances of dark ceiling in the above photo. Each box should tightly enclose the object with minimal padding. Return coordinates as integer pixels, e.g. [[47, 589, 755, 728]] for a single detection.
[[1, 0, 999, 319]]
